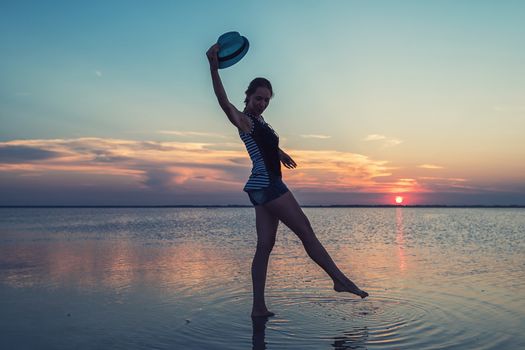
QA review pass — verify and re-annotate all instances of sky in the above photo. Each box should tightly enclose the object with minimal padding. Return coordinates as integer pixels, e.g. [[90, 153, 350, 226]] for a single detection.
[[1, 0, 524, 205]]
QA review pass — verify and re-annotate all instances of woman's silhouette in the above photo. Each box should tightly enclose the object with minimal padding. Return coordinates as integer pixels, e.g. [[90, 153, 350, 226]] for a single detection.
[[207, 43, 368, 317]]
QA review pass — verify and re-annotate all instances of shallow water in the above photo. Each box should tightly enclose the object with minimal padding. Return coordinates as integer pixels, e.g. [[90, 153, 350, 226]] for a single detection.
[[0, 207, 524, 349]]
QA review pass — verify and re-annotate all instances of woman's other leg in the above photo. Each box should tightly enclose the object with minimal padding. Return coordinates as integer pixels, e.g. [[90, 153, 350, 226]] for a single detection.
[[263, 192, 368, 298], [252, 205, 279, 317]]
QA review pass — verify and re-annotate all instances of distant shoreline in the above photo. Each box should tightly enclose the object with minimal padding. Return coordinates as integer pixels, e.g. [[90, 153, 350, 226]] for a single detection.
[[1, 205, 524, 209]]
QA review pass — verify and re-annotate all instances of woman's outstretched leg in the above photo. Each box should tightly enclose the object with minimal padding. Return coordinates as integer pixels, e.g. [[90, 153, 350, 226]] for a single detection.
[[251, 205, 279, 317], [264, 192, 368, 298]]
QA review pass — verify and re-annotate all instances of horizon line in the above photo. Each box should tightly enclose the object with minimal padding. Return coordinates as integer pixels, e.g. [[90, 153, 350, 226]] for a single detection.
[[1, 205, 524, 209]]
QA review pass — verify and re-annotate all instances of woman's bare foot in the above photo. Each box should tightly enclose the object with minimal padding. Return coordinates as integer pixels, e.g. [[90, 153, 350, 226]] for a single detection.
[[333, 279, 369, 299], [251, 307, 275, 318]]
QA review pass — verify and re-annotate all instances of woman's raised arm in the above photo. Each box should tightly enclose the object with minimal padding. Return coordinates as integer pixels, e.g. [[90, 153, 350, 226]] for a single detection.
[[206, 44, 250, 132]]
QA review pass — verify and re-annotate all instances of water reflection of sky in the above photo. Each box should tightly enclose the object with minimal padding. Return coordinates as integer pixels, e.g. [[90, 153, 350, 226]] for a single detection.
[[1, 241, 237, 295], [396, 208, 407, 272], [1, 208, 524, 349]]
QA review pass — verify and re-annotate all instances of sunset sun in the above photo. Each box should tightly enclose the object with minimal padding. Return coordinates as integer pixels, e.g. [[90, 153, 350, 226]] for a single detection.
[[395, 196, 404, 204]]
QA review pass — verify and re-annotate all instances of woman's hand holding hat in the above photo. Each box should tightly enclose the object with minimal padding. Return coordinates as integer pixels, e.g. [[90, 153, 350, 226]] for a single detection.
[[206, 43, 220, 71]]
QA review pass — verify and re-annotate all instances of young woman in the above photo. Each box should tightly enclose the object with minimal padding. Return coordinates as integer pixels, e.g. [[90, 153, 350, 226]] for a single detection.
[[206, 43, 368, 318]]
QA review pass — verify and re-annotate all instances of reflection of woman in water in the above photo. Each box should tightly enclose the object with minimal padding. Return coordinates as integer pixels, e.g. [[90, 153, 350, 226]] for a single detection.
[[207, 43, 368, 318]]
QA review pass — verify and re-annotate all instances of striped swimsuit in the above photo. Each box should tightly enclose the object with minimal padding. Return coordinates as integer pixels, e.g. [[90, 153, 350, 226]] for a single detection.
[[239, 113, 282, 192]]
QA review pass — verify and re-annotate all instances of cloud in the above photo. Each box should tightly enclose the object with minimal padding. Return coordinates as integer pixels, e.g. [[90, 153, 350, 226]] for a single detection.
[[0, 138, 249, 193], [364, 134, 403, 147], [418, 164, 443, 169], [158, 130, 227, 138], [419, 177, 466, 182], [282, 149, 394, 192], [417, 177, 474, 192], [0, 145, 63, 163], [0, 137, 399, 194], [94, 70, 102, 77], [300, 134, 331, 139], [384, 138, 403, 147], [141, 167, 177, 188], [364, 134, 386, 141]]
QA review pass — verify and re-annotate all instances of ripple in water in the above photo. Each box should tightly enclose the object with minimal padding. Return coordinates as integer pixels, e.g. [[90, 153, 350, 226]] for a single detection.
[[260, 286, 519, 349], [164, 275, 522, 350]]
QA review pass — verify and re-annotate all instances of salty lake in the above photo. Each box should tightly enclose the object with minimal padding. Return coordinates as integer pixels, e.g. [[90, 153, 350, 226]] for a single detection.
[[1, 207, 524, 349]]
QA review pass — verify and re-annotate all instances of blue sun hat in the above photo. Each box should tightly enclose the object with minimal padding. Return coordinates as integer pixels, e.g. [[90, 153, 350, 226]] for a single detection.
[[217, 31, 249, 69]]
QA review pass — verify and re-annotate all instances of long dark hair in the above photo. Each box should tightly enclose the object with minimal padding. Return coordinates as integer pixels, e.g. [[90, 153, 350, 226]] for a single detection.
[[244, 77, 273, 105]]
